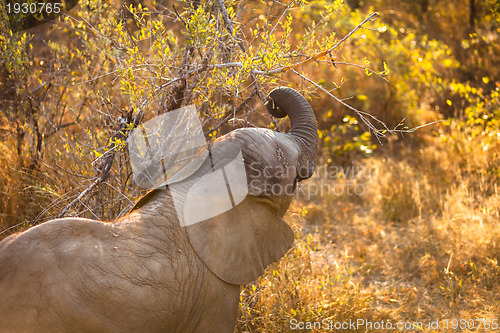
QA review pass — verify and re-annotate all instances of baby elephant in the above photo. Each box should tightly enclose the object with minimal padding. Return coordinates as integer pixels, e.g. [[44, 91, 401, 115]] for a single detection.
[[0, 87, 317, 333]]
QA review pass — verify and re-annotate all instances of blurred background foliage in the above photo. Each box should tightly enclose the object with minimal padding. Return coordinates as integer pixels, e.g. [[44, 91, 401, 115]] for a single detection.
[[1, 0, 499, 331]]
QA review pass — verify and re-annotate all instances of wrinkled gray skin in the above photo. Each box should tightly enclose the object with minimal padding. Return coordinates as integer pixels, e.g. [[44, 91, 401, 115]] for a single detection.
[[0, 87, 317, 333]]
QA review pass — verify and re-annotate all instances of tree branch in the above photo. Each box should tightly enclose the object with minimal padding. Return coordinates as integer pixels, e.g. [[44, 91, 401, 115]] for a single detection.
[[291, 69, 441, 143], [58, 107, 144, 218], [215, 0, 266, 102], [253, 12, 379, 75], [204, 90, 257, 136]]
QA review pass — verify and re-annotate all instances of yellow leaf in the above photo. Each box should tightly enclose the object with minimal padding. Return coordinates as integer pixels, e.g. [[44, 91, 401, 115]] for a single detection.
[[383, 61, 390, 75], [446, 99, 452, 106], [482, 76, 489, 84]]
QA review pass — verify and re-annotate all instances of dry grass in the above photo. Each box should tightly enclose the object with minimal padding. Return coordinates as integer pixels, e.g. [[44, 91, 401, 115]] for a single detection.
[[237, 128, 500, 332], [0, 141, 28, 233], [0, 140, 57, 235]]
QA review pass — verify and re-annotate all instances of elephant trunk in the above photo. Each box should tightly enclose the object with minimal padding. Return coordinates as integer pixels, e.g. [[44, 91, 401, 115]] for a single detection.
[[265, 87, 318, 180]]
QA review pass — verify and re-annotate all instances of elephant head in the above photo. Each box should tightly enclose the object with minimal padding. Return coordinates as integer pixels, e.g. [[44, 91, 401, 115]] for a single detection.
[[134, 86, 319, 285]]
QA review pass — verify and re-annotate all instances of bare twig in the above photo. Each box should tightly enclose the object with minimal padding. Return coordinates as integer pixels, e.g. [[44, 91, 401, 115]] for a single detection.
[[172, 4, 187, 26], [57, 178, 101, 218], [204, 90, 257, 136], [268, 1, 294, 38], [292, 69, 442, 142], [58, 104, 146, 218], [320, 61, 389, 82], [292, 69, 388, 141]]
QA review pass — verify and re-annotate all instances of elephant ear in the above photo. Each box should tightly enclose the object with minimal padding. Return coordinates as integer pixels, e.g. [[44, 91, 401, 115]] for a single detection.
[[185, 195, 294, 285]]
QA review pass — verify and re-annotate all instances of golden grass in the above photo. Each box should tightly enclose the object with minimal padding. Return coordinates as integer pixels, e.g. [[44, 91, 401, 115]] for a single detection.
[[237, 128, 500, 332], [0, 140, 54, 235], [0, 141, 25, 233]]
